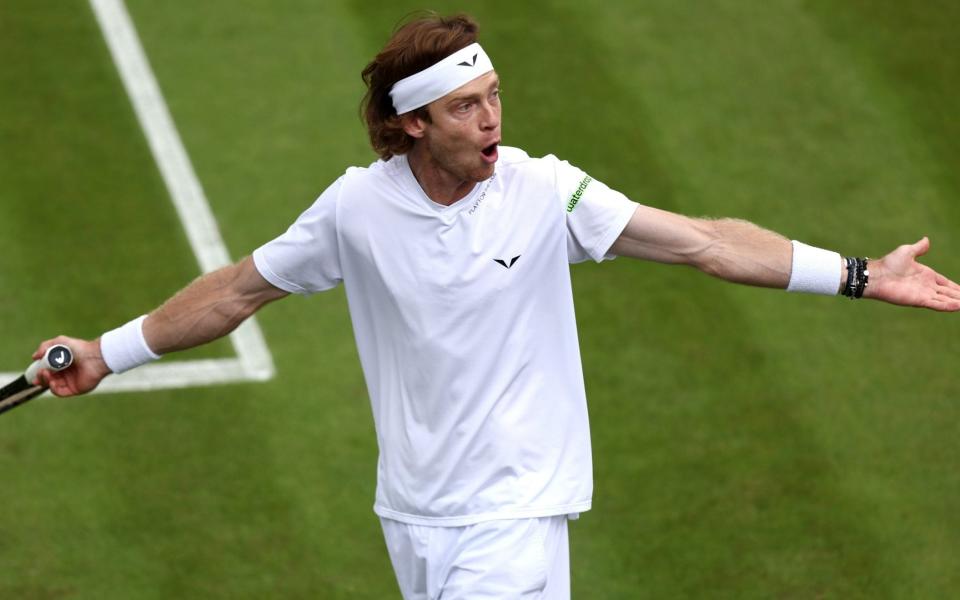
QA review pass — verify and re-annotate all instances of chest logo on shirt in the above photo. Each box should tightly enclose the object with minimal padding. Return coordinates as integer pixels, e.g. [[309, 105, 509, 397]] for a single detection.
[[493, 255, 521, 269]]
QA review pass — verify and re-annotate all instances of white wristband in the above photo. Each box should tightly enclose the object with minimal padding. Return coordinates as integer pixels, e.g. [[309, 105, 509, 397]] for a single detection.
[[787, 240, 842, 295], [100, 315, 161, 374]]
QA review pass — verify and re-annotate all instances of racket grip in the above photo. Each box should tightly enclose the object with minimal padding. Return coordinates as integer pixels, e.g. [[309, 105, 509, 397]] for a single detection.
[[24, 344, 74, 384]]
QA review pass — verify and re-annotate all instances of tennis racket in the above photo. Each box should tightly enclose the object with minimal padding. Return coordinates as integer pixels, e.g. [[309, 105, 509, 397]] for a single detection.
[[0, 344, 74, 416]]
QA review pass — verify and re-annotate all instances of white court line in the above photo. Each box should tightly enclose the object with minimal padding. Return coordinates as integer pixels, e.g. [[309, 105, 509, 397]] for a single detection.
[[0, 0, 275, 392]]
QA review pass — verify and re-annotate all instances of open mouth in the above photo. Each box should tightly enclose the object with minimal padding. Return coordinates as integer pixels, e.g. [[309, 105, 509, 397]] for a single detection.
[[480, 142, 499, 163]]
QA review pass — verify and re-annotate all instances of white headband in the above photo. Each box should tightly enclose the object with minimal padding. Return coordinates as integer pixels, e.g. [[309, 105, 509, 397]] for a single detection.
[[389, 42, 494, 115]]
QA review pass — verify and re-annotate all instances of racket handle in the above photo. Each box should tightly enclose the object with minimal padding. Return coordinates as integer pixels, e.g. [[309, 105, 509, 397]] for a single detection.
[[24, 344, 74, 384]]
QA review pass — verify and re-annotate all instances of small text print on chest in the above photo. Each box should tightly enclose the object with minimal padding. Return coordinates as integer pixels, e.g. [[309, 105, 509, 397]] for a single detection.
[[468, 174, 496, 215], [494, 255, 521, 269]]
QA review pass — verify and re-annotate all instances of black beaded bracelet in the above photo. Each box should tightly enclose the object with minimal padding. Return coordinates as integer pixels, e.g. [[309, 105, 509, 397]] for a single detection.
[[854, 258, 869, 299], [842, 257, 869, 299], [843, 257, 856, 297]]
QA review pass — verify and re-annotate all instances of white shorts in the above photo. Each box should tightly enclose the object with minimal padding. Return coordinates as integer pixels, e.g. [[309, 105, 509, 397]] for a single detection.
[[380, 515, 573, 599]]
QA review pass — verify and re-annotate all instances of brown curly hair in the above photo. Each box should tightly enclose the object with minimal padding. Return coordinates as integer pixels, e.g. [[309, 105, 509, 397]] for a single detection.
[[360, 13, 480, 160]]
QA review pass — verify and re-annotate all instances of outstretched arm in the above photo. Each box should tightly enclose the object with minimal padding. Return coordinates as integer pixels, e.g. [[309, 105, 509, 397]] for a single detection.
[[33, 256, 289, 396], [610, 204, 960, 311]]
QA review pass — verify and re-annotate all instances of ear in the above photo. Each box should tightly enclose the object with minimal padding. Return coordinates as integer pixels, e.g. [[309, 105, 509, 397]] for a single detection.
[[401, 112, 428, 139]]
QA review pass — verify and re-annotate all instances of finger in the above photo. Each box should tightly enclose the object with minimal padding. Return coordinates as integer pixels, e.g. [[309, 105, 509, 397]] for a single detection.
[[910, 236, 931, 259], [935, 273, 960, 291], [48, 376, 72, 397], [32, 341, 53, 360], [49, 370, 91, 397], [32, 336, 75, 361], [939, 301, 960, 312], [33, 367, 49, 387], [926, 296, 960, 312], [936, 285, 960, 302]]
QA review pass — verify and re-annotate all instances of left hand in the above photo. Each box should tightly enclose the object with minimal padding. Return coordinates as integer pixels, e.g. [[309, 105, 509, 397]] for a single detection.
[[31, 336, 111, 397], [865, 237, 960, 311]]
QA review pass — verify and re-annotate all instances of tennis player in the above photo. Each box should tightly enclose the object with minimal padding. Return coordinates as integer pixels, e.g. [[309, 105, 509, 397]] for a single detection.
[[34, 13, 960, 599]]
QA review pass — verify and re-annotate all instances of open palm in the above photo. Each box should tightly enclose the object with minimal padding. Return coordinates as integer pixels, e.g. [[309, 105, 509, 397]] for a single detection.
[[866, 238, 960, 312]]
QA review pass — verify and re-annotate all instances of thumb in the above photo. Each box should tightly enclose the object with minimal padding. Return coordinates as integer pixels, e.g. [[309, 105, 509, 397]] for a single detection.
[[32, 340, 56, 361], [910, 236, 930, 258]]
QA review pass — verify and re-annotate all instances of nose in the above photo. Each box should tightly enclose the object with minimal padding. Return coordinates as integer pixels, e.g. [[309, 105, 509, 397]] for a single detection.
[[479, 99, 499, 131]]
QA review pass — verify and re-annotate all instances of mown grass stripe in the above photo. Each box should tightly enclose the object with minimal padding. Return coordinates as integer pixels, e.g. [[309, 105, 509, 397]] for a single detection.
[[2, 1, 958, 598]]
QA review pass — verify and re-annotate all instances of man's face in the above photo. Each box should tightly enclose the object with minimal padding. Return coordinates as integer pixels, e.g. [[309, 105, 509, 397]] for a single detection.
[[414, 71, 502, 183]]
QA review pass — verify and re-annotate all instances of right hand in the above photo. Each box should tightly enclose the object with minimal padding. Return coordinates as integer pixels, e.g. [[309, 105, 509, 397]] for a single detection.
[[32, 337, 112, 397]]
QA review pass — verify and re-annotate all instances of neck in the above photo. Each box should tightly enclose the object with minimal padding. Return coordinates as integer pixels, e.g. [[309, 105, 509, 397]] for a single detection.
[[406, 143, 475, 206]]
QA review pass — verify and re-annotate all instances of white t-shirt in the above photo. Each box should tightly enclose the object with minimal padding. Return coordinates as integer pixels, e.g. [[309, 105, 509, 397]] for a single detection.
[[253, 146, 637, 526]]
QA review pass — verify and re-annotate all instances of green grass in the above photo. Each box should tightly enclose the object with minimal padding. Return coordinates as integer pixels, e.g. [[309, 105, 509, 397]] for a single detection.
[[1, 1, 958, 598], [0, 0, 233, 365]]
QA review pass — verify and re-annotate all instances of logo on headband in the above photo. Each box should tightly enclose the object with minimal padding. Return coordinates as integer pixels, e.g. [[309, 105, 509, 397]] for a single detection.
[[390, 43, 493, 114]]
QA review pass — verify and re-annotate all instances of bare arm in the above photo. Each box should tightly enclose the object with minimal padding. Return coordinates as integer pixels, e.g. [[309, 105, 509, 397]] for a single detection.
[[609, 204, 794, 288], [34, 256, 288, 396], [143, 256, 288, 354], [610, 204, 960, 310]]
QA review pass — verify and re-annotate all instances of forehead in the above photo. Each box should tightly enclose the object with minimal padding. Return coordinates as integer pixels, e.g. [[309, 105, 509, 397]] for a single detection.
[[435, 70, 500, 104]]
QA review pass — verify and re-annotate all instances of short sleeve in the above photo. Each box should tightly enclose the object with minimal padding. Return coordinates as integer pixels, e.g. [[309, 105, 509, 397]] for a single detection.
[[553, 158, 637, 263], [252, 177, 344, 294]]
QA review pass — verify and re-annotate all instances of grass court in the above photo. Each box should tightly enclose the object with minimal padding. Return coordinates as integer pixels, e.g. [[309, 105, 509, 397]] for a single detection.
[[2, 1, 959, 597]]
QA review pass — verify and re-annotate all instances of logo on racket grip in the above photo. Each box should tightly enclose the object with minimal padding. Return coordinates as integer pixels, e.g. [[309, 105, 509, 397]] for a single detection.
[[47, 346, 73, 370]]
